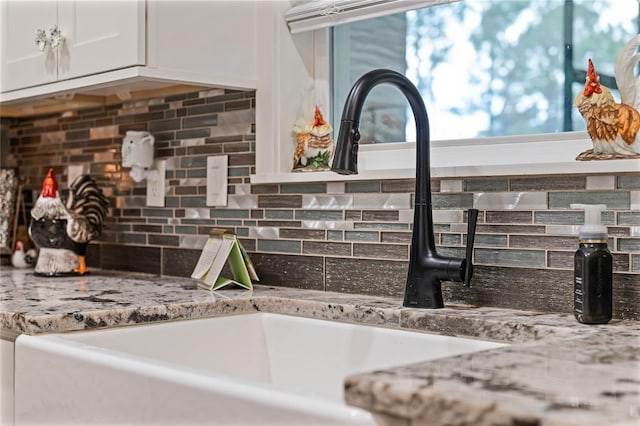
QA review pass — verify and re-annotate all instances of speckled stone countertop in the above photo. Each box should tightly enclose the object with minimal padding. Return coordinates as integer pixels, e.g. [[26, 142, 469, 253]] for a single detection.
[[1, 268, 638, 426]]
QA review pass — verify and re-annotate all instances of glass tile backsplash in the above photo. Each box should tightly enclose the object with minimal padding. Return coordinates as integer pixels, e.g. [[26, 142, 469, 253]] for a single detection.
[[2, 88, 638, 319]]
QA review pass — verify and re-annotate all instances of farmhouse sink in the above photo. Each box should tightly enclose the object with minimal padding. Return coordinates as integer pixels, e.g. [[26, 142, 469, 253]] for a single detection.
[[15, 313, 507, 425]]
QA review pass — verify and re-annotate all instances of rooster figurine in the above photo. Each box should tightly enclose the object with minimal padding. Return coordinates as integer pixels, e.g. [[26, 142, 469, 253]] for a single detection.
[[292, 105, 335, 172], [11, 240, 29, 268], [574, 35, 640, 160], [28, 169, 108, 276]]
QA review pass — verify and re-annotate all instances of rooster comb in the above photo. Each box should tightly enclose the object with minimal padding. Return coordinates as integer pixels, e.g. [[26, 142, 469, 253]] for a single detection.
[[41, 168, 58, 198], [587, 59, 598, 81], [313, 105, 325, 127], [583, 59, 602, 96]]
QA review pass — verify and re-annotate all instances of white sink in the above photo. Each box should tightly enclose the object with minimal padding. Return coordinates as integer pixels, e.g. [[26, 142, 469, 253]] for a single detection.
[[15, 312, 506, 425]]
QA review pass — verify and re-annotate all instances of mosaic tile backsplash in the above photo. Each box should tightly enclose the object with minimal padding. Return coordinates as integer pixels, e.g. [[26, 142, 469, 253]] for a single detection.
[[3, 89, 639, 319]]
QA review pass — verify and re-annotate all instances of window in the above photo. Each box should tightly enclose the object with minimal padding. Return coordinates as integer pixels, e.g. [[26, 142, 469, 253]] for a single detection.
[[331, 0, 640, 143], [251, 0, 640, 184]]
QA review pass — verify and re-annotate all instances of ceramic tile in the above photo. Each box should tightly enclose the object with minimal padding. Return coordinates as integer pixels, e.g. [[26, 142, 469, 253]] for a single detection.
[[295, 210, 344, 220], [362, 210, 399, 221], [475, 248, 546, 268], [209, 209, 250, 219], [353, 243, 408, 260], [380, 231, 411, 244], [618, 238, 640, 252], [303, 241, 351, 256], [179, 235, 209, 249], [248, 227, 279, 239], [381, 180, 416, 193], [257, 239, 301, 254], [345, 230, 380, 242], [474, 192, 547, 210], [258, 195, 302, 208], [327, 230, 343, 240], [302, 194, 353, 209], [510, 176, 586, 191], [432, 209, 463, 224], [465, 178, 509, 192], [353, 193, 411, 209], [326, 182, 345, 194], [227, 195, 258, 209], [586, 175, 615, 190], [440, 179, 463, 193], [301, 220, 353, 230], [545, 225, 581, 236], [433, 193, 474, 209], [279, 229, 325, 240], [354, 222, 409, 231], [281, 183, 327, 194], [346, 182, 381, 193], [265, 209, 293, 219], [548, 191, 630, 209], [618, 211, 640, 226], [618, 175, 640, 189]]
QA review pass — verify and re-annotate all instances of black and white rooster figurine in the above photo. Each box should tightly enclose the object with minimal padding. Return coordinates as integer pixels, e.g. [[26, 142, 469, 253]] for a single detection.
[[29, 169, 108, 276]]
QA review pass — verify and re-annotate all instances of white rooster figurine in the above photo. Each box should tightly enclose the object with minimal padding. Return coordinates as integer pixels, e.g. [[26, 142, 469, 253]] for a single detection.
[[574, 34, 640, 160], [11, 240, 29, 268], [28, 169, 108, 276]]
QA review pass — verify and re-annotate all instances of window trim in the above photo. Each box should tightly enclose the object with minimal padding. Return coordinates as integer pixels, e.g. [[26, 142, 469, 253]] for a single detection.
[[285, 0, 459, 34]]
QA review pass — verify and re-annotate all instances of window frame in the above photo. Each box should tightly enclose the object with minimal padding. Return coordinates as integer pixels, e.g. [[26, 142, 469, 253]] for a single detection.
[[250, 2, 639, 185]]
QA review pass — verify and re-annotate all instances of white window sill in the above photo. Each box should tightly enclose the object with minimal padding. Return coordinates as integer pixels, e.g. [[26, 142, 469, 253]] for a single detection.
[[250, 131, 639, 184]]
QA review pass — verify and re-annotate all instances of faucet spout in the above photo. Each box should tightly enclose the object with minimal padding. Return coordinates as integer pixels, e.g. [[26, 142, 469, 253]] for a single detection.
[[331, 69, 478, 309]]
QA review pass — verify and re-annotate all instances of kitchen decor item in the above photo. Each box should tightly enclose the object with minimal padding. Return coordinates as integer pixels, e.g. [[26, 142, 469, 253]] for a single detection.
[[29, 169, 108, 276], [574, 34, 640, 160], [292, 105, 335, 172]]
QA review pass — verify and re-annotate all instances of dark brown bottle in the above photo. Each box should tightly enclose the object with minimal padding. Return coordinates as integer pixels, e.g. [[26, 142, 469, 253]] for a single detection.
[[574, 241, 612, 324], [571, 204, 612, 324]]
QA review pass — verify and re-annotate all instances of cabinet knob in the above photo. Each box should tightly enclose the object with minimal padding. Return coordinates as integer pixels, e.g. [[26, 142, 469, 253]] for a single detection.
[[49, 25, 64, 49], [35, 29, 48, 51]]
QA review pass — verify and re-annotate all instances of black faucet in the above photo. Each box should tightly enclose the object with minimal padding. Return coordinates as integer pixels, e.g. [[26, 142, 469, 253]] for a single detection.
[[331, 69, 479, 309]]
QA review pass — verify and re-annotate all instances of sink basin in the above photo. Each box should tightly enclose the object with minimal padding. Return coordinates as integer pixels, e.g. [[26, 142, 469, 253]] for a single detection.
[[15, 312, 506, 425]]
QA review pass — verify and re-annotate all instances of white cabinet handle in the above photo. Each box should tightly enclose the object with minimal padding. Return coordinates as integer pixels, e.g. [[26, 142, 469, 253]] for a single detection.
[[35, 29, 48, 51], [49, 25, 64, 49]]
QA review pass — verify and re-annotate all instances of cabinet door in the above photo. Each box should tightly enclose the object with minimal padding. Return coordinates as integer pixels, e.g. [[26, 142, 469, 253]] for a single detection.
[[57, 0, 145, 82], [1, 1, 58, 92]]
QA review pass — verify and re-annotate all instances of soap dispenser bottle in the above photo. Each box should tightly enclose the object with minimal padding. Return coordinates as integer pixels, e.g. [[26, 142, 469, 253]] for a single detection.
[[570, 204, 612, 324]]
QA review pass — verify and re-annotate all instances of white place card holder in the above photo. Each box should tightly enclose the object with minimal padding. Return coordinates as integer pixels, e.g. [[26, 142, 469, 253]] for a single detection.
[[191, 229, 258, 291]]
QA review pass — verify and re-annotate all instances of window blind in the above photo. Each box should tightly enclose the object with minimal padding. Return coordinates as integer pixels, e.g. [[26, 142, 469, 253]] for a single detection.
[[285, 0, 460, 33]]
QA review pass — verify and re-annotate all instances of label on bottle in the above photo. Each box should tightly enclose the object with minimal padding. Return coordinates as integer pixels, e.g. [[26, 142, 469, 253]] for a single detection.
[[574, 275, 583, 314], [574, 253, 585, 321]]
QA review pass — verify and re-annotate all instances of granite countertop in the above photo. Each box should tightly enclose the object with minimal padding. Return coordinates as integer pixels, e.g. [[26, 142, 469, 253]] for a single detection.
[[1, 267, 638, 426]]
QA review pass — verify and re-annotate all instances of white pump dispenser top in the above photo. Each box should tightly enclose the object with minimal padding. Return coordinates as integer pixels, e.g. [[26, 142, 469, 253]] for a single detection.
[[570, 204, 608, 241]]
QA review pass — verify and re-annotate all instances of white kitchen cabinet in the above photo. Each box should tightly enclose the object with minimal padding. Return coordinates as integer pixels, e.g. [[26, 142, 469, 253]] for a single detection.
[[1, 334, 16, 426], [1, 1, 258, 111], [1, 0, 144, 92]]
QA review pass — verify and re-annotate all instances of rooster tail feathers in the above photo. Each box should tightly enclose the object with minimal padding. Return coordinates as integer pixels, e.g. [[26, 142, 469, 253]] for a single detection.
[[615, 34, 640, 110], [67, 175, 109, 239]]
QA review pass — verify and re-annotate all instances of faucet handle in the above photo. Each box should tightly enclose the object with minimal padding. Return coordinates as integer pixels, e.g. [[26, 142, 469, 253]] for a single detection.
[[463, 208, 479, 287]]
